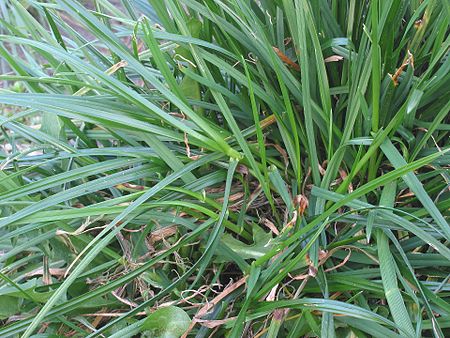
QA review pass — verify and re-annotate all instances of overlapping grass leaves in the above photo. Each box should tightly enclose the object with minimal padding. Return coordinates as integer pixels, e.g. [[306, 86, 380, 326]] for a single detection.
[[0, 0, 449, 337]]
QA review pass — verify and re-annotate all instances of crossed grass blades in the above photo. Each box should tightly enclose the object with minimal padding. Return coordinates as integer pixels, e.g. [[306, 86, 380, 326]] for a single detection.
[[0, 0, 449, 337]]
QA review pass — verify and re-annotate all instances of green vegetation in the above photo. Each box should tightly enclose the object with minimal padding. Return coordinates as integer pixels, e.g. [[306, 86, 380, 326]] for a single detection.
[[0, 0, 449, 337]]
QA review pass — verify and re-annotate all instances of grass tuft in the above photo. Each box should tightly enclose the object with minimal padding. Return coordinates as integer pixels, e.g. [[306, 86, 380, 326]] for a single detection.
[[0, 0, 449, 337]]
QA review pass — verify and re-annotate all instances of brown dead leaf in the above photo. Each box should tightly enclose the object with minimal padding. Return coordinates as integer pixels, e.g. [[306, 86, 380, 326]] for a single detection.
[[182, 277, 247, 338], [149, 225, 177, 244], [216, 192, 244, 203], [266, 284, 279, 301], [324, 249, 352, 272], [389, 50, 414, 86], [295, 194, 309, 216], [184, 132, 200, 160], [196, 317, 236, 328], [260, 114, 277, 129], [25, 268, 67, 278], [273, 46, 300, 71], [262, 218, 280, 235], [106, 60, 128, 75], [324, 55, 344, 63], [281, 210, 297, 233]]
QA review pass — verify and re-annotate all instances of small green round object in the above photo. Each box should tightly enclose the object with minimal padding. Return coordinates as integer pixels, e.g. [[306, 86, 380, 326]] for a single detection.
[[142, 306, 191, 338]]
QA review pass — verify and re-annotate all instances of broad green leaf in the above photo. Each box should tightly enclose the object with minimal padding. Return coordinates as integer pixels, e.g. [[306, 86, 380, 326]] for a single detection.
[[142, 306, 191, 338]]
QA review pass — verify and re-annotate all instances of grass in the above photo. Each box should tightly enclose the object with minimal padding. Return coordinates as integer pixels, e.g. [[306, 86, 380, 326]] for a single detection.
[[0, 0, 449, 337]]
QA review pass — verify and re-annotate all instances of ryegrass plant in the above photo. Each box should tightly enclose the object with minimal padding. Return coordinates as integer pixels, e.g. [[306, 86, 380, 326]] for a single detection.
[[0, 0, 449, 337]]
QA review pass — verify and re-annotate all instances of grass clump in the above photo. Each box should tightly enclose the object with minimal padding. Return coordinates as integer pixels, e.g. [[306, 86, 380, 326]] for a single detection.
[[0, 0, 449, 337]]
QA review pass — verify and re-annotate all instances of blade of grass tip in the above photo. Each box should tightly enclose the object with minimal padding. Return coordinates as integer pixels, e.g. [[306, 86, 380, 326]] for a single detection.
[[21, 153, 222, 338], [42, 7, 67, 51], [376, 181, 415, 338], [366, 209, 376, 242], [380, 138, 450, 241]]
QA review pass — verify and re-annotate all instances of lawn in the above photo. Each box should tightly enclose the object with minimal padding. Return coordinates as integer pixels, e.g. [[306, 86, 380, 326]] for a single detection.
[[0, 0, 449, 337]]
